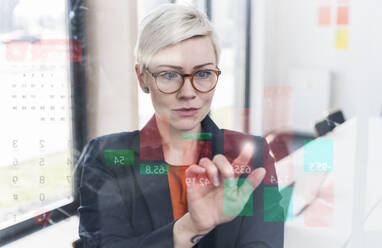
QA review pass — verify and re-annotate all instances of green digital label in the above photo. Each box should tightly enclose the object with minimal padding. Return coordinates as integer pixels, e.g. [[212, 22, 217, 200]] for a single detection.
[[182, 132, 212, 140], [304, 138, 333, 172], [104, 149, 134, 166], [223, 178, 253, 217], [140, 163, 169, 175], [264, 186, 293, 222]]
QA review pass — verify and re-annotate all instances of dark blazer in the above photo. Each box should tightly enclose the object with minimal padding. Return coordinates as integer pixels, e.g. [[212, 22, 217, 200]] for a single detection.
[[78, 115, 284, 248]]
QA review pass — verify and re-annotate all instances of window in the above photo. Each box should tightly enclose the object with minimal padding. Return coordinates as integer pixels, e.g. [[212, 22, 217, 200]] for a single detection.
[[137, 0, 172, 128], [0, 0, 82, 243], [209, 0, 248, 132]]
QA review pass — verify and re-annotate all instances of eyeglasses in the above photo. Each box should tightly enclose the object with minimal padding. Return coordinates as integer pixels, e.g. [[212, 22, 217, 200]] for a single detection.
[[146, 68, 221, 94]]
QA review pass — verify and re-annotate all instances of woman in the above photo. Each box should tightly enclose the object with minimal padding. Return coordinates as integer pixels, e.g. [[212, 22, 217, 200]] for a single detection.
[[78, 3, 284, 248]]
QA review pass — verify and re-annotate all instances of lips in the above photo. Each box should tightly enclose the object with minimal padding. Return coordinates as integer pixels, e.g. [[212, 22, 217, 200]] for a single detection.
[[174, 107, 199, 111], [173, 107, 199, 116]]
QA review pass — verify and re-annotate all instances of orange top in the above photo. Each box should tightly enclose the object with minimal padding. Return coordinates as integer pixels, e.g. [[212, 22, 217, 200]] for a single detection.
[[167, 165, 189, 221]]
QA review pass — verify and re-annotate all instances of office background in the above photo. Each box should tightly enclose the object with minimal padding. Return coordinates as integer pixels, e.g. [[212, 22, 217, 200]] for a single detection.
[[0, 0, 381, 247]]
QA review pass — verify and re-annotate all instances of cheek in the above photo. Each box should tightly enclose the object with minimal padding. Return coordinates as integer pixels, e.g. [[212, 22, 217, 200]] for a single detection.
[[149, 92, 161, 110], [202, 92, 215, 106], [198, 93, 214, 117], [150, 91, 173, 112]]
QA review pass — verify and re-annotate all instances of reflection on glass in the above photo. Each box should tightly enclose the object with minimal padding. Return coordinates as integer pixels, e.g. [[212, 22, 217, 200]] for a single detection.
[[0, 0, 73, 229], [209, 0, 247, 132]]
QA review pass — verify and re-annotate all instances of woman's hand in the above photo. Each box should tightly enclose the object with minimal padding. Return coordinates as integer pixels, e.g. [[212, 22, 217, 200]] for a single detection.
[[185, 143, 266, 233]]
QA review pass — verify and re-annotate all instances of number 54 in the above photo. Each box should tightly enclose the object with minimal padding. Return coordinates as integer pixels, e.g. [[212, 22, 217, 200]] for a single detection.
[[114, 156, 125, 165]]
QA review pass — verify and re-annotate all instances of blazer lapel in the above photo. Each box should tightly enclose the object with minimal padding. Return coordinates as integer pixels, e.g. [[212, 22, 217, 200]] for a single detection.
[[201, 115, 224, 157], [134, 115, 174, 228]]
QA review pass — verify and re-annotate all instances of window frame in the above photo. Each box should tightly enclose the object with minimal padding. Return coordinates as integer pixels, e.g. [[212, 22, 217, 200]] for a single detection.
[[0, 0, 87, 245]]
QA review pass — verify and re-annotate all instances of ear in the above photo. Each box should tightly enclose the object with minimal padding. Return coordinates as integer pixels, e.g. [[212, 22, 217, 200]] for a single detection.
[[135, 64, 149, 93]]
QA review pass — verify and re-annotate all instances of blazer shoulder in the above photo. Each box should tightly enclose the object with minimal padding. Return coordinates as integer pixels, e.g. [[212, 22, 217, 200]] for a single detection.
[[222, 129, 265, 146], [79, 131, 140, 167], [91, 130, 140, 143], [221, 129, 269, 166], [89, 130, 140, 150]]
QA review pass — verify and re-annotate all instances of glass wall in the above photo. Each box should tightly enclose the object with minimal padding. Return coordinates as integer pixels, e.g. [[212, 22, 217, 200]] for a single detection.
[[0, 0, 74, 230], [209, 0, 248, 132]]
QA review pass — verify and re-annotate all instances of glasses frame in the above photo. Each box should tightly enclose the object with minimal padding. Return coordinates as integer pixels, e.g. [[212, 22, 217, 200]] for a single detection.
[[145, 67, 221, 94]]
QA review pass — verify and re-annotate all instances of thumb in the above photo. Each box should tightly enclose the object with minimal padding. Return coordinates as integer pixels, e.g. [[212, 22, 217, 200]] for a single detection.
[[239, 168, 266, 197]]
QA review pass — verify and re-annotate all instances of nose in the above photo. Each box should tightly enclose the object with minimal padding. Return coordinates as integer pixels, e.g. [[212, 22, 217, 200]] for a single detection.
[[177, 76, 196, 99]]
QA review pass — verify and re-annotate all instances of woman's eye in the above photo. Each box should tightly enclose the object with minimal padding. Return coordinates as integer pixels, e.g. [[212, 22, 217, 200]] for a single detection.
[[196, 70, 212, 79], [159, 72, 179, 80]]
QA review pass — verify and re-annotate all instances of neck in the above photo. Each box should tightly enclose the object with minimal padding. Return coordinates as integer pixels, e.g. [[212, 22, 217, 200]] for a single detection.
[[155, 115, 202, 165]]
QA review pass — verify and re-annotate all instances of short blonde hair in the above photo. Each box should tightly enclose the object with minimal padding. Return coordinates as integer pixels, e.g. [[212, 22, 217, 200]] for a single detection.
[[135, 3, 220, 71]]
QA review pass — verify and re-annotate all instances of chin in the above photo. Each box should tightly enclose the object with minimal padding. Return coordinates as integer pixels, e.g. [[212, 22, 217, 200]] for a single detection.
[[171, 118, 200, 132]]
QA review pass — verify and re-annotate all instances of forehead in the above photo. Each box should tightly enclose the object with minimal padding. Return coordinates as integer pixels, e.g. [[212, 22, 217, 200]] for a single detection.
[[149, 36, 216, 70]]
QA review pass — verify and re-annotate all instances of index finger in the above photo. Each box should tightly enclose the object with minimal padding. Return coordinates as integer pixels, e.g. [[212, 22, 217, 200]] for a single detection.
[[232, 142, 254, 172]]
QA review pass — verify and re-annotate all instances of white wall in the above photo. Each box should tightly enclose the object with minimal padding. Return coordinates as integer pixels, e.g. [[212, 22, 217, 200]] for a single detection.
[[263, 0, 382, 126], [257, 2, 382, 246], [85, 0, 139, 139]]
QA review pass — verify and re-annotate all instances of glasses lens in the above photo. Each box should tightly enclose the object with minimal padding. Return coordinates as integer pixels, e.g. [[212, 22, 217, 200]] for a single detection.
[[156, 71, 183, 93], [193, 70, 218, 92]]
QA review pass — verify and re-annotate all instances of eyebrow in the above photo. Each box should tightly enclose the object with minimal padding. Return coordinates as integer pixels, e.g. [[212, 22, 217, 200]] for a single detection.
[[156, 62, 215, 70]]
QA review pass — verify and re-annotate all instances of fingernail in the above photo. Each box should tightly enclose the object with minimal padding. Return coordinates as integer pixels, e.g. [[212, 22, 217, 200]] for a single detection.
[[213, 176, 220, 186]]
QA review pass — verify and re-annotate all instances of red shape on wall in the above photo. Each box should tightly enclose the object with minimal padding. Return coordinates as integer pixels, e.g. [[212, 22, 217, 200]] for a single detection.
[[318, 6, 331, 26], [337, 6, 349, 25]]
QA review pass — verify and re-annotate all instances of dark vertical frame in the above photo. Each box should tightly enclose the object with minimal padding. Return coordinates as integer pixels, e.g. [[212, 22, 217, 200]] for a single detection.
[[206, 0, 212, 20], [206, 0, 212, 117], [68, 0, 88, 204], [244, 0, 252, 133], [0, 0, 87, 245]]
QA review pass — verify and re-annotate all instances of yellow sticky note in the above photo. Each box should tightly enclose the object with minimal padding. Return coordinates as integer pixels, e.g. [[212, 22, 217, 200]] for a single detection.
[[335, 29, 348, 49]]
